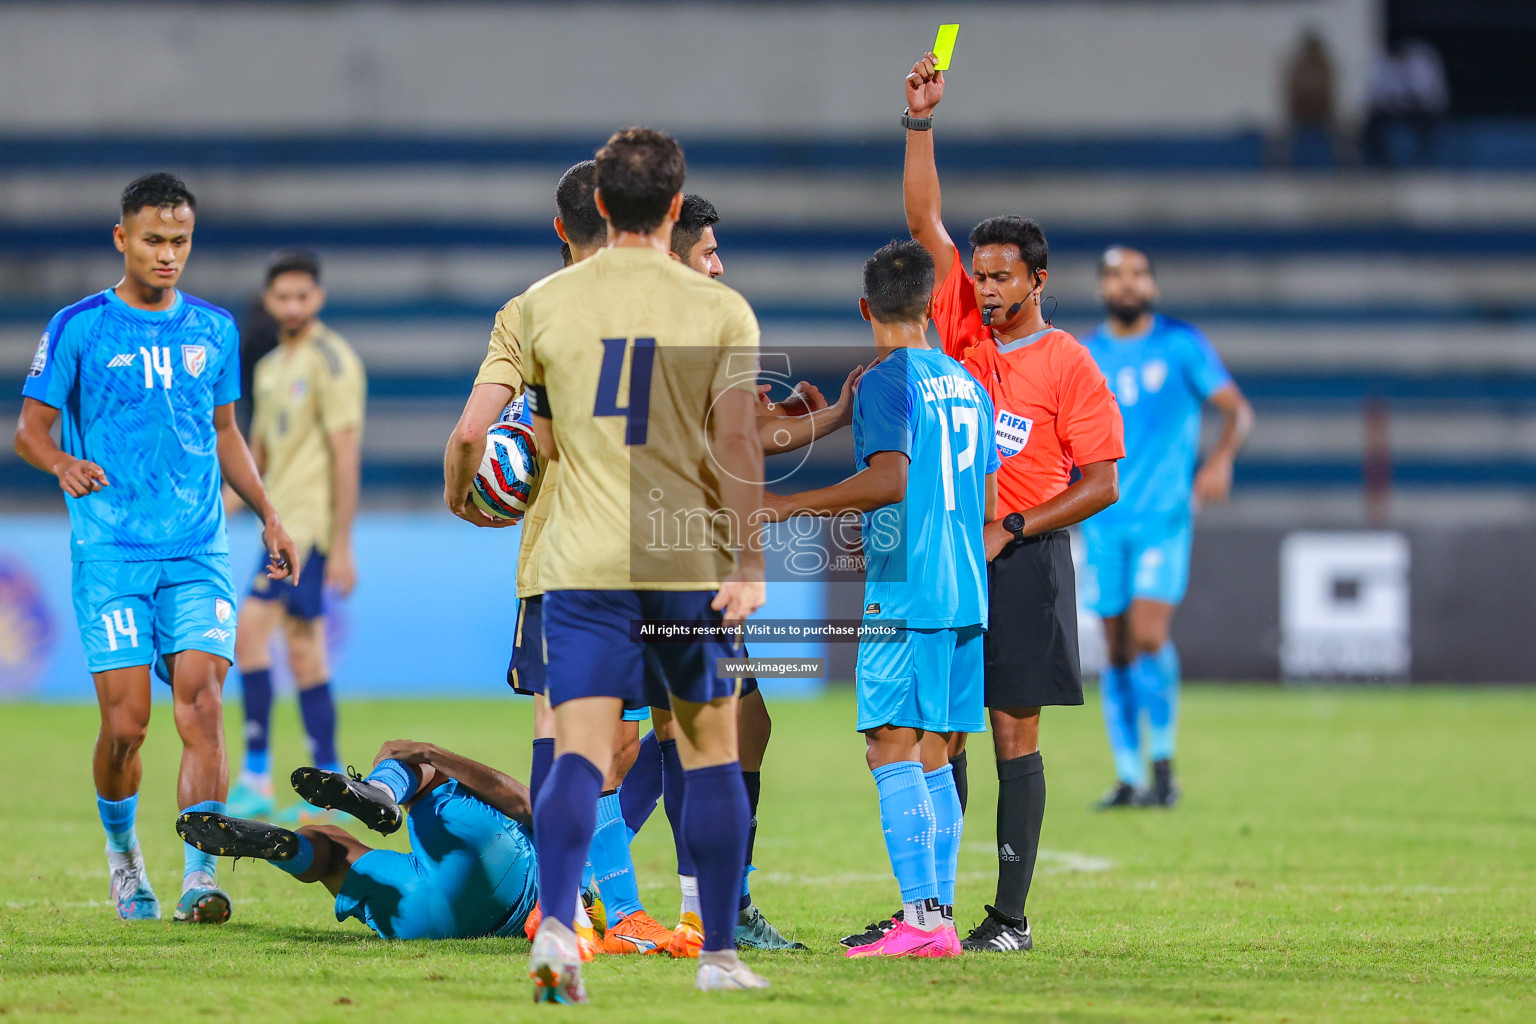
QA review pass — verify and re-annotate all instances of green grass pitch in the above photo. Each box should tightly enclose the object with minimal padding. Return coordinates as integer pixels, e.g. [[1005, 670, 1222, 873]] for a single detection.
[[2, 686, 1533, 1022]]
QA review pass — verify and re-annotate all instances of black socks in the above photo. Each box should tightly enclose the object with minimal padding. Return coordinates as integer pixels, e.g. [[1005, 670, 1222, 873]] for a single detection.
[[993, 751, 1045, 921]]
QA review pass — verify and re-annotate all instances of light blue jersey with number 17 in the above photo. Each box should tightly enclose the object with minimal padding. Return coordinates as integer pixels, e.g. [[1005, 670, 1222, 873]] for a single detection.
[[22, 288, 241, 562], [853, 346, 999, 629]]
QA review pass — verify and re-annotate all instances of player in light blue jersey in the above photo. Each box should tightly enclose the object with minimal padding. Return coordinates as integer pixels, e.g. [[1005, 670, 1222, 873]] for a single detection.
[[14, 173, 300, 924], [1080, 247, 1252, 808], [176, 738, 539, 942], [764, 241, 998, 958]]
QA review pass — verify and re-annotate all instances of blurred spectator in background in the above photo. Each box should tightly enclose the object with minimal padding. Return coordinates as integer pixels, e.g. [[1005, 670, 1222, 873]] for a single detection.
[[1275, 28, 1342, 168], [1364, 39, 1449, 168], [237, 295, 280, 434]]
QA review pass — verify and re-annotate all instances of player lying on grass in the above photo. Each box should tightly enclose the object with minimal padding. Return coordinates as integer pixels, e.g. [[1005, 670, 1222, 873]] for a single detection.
[[760, 240, 998, 958], [177, 742, 564, 944], [15, 172, 300, 926]]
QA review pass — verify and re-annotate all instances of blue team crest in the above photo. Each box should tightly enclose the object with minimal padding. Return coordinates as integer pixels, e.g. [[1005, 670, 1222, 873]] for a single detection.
[[182, 344, 207, 378], [0, 557, 56, 697], [995, 410, 1035, 458]]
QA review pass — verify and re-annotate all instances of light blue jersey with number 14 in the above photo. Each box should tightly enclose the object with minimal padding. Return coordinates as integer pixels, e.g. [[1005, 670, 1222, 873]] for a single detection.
[[22, 288, 241, 562], [853, 346, 999, 629]]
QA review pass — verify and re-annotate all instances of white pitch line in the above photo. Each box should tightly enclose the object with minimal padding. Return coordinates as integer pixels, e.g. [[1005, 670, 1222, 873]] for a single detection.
[[758, 849, 1113, 887]]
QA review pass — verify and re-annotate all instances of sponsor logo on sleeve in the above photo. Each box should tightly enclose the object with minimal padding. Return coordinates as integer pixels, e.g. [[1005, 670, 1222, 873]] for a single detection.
[[181, 344, 207, 378], [994, 410, 1035, 458], [27, 333, 48, 378]]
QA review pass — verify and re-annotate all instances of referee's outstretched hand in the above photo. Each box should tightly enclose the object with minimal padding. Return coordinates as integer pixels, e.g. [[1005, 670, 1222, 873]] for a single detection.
[[905, 52, 946, 117]]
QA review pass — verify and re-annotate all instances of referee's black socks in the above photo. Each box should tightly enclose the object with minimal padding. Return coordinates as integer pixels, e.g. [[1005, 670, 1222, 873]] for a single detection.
[[994, 751, 1045, 922]]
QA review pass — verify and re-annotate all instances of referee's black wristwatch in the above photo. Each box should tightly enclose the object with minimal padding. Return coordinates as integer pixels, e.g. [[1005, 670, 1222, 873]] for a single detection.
[[1003, 512, 1027, 544]]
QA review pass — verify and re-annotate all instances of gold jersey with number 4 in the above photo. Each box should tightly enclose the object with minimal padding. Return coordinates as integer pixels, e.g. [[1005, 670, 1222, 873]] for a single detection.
[[473, 292, 557, 600], [250, 321, 366, 557], [524, 246, 760, 592]]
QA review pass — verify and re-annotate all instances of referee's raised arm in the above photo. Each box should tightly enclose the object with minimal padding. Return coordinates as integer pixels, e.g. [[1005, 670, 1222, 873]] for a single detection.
[[902, 52, 956, 284]]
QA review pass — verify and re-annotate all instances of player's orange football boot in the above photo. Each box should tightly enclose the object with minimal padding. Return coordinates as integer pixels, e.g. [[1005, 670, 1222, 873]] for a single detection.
[[601, 911, 674, 955], [668, 911, 705, 959], [523, 901, 542, 941], [581, 883, 607, 938], [575, 919, 600, 962]]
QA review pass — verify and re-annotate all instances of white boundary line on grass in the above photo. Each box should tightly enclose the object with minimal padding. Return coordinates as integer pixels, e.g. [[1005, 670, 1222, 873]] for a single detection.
[[758, 849, 1113, 886]]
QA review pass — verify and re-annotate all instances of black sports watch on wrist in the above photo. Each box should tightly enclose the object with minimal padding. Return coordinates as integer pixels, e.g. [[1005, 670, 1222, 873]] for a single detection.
[[901, 108, 934, 131], [1003, 512, 1027, 543]]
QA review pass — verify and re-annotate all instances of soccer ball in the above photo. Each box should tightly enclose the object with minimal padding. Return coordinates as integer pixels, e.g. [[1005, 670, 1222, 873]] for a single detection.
[[471, 421, 540, 521]]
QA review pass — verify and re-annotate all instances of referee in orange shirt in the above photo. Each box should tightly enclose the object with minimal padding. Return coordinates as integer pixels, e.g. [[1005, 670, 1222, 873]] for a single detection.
[[904, 52, 1124, 953]]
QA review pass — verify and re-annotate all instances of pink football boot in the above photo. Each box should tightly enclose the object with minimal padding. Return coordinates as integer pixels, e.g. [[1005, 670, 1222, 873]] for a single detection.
[[845, 919, 952, 958]]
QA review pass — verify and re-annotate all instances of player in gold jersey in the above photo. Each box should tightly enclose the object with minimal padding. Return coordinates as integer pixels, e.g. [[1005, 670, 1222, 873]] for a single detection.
[[607, 193, 843, 955], [444, 160, 678, 958], [523, 128, 769, 1003], [228, 251, 365, 821]]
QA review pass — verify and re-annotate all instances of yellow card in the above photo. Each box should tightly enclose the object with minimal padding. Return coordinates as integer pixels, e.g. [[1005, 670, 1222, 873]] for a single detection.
[[932, 23, 959, 70]]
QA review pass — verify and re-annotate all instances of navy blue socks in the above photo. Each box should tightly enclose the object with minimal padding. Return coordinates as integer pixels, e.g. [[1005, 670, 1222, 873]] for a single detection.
[[529, 737, 555, 810], [680, 762, 749, 952], [241, 668, 272, 778], [298, 682, 340, 773], [533, 753, 604, 930]]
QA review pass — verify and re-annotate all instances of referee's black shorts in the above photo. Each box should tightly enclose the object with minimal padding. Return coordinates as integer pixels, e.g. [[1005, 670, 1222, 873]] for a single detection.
[[984, 529, 1083, 709]]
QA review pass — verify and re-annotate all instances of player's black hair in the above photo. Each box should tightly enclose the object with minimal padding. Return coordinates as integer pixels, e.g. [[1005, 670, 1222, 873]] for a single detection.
[[968, 216, 1048, 277], [120, 172, 196, 219], [264, 249, 321, 287], [1099, 245, 1156, 278], [555, 160, 605, 248], [670, 194, 720, 261], [863, 239, 935, 324], [594, 127, 687, 235]]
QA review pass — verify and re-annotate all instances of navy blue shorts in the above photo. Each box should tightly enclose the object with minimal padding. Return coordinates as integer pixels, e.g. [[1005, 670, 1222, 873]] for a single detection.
[[542, 590, 744, 709], [507, 594, 544, 697], [248, 546, 326, 620], [509, 593, 653, 718]]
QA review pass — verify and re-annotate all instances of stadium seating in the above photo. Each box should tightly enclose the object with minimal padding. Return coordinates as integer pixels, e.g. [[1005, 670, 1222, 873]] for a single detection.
[[5, 130, 1536, 514]]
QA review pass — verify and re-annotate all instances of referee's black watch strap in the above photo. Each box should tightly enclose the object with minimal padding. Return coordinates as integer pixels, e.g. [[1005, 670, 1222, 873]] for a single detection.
[[1003, 512, 1027, 543], [901, 109, 933, 131]]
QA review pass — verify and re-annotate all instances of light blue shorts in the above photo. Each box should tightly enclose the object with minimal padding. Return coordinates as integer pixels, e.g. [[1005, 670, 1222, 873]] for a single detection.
[[334, 780, 538, 940], [1079, 516, 1194, 617], [855, 625, 985, 734], [71, 554, 237, 675]]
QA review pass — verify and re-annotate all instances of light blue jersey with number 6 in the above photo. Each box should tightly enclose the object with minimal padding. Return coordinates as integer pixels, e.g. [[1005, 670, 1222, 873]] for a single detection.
[[22, 288, 241, 562], [852, 346, 999, 629]]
